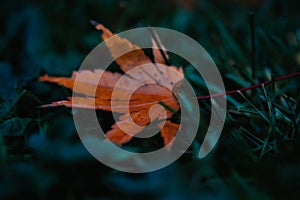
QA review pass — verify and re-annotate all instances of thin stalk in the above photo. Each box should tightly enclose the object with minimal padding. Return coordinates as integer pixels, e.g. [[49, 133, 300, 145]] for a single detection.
[[196, 71, 300, 100]]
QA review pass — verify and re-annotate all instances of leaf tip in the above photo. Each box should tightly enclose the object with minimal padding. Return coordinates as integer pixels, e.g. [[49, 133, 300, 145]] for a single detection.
[[90, 20, 100, 27], [38, 75, 50, 82], [90, 20, 105, 32]]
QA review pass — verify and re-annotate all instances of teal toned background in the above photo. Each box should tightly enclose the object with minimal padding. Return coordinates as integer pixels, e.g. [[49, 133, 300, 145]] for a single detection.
[[0, 0, 300, 199]]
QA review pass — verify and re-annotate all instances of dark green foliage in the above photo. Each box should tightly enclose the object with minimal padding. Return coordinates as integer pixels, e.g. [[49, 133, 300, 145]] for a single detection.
[[0, 0, 299, 199]]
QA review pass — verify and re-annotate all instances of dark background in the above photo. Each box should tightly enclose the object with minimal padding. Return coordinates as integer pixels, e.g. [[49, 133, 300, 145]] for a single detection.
[[0, 0, 300, 199]]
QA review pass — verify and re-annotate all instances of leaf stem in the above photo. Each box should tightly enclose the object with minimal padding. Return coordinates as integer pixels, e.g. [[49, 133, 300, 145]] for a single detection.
[[196, 71, 300, 100]]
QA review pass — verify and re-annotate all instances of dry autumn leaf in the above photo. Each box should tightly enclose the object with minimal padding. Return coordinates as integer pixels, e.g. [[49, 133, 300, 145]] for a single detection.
[[39, 23, 184, 147]]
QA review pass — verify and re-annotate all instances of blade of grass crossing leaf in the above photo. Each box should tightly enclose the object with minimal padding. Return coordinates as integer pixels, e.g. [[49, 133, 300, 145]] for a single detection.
[[148, 28, 170, 65], [158, 101, 180, 119]]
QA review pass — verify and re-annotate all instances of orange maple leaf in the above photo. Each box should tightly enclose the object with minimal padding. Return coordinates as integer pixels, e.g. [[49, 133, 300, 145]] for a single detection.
[[39, 23, 184, 147]]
